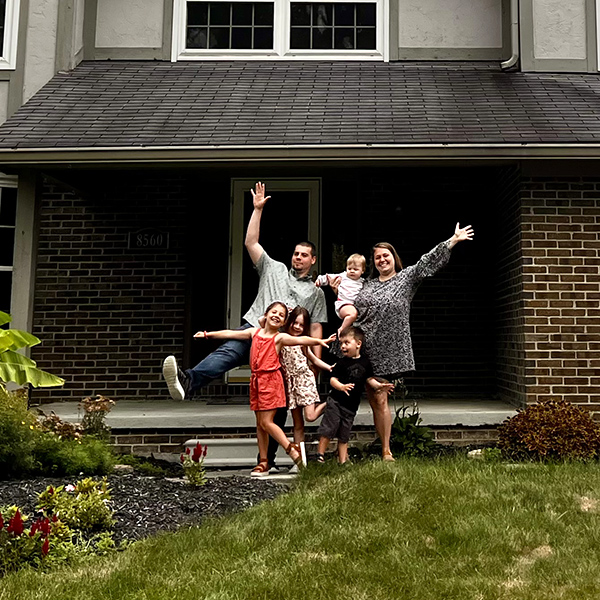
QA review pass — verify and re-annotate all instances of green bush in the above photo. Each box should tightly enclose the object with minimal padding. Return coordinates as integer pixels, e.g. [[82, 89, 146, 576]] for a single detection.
[[390, 405, 437, 458], [0, 386, 115, 480], [0, 387, 41, 478], [32, 435, 115, 478], [498, 399, 600, 461], [37, 478, 114, 534]]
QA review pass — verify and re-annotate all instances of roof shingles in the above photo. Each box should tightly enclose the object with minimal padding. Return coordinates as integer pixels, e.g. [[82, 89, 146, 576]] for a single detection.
[[0, 60, 600, 148]]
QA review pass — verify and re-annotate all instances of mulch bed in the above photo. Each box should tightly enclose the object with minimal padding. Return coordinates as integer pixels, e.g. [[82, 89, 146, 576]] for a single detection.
[[0, 471, 287, 543]]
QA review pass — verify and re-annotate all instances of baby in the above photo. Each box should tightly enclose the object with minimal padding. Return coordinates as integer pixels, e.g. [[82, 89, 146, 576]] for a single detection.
[[316, 253, 366, 335]]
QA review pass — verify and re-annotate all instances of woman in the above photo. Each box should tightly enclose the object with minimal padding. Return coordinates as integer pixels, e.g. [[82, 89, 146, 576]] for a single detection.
[[352, 223, 474, 460]]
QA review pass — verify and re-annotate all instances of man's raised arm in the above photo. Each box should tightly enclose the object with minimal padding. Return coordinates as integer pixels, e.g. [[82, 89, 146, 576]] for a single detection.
[[245, 181, 270, 265]]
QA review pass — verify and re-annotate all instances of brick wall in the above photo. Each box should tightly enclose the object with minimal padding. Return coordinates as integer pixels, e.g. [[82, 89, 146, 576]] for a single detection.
[[494, 167, 526, 407], [520, 177, 600, 411], [32, 173, 189, 402]]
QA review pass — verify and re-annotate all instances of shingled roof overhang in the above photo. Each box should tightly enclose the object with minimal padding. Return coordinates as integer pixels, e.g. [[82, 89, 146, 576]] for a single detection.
[[1, 60, 600, 167]]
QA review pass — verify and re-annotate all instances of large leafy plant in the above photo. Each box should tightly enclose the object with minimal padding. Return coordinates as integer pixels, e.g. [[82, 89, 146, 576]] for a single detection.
[[0, 311, 64, 388], [390, 405, 438, 457]]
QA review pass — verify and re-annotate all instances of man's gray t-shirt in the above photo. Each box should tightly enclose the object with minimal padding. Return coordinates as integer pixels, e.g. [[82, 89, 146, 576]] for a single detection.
[[243, 251, 328, 327]]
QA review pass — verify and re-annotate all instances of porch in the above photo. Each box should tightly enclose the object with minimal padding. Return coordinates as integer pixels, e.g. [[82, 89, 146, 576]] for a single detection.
[[40, 397, 517, 466]]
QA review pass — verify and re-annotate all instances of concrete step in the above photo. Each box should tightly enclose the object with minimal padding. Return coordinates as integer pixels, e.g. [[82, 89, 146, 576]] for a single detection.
[[183, 438, 316, 468]]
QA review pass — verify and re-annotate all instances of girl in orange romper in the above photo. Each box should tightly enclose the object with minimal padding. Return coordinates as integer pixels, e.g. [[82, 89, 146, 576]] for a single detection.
[[195, 301, 334, 476]]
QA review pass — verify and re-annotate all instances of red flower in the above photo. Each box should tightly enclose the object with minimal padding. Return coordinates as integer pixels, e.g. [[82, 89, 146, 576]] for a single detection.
[[185, 447, 191, 455], [180, 453, 185, 463], [40, 518, 51, 536], [51, 514, 58, 523], [7, 509, 24, 536], [41, 537, 50, 556], [0, 513, 3, 530], [203, 445, 208, 458]]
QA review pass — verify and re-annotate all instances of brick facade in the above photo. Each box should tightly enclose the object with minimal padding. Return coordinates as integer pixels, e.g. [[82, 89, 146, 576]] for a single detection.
[[29, 167, 599, 410], [520, 177, 600, 411], [32, 173, 189, 401]]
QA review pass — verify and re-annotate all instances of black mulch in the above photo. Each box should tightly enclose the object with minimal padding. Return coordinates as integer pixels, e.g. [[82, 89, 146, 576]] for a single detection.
[[0, 472, 287, 543]]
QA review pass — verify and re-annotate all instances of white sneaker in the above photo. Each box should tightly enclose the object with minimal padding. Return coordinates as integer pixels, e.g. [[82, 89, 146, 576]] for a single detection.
[[162, 355, 189, 401]]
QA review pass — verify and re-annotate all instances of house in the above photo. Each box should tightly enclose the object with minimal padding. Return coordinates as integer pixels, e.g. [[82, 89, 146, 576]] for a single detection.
[[0, 0, 599, 414]]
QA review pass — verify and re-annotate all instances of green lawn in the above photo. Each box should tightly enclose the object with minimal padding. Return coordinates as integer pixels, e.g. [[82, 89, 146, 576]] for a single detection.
[[3, 457, 600, 600]]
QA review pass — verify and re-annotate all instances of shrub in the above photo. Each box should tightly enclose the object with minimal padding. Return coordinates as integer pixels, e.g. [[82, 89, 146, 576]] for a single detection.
[[79, 395, 115, 440], [390, 404, 437, 458], [0, 386, 41, 478], [497, 399, 600, 461], [37, 478, 114, 534], [32, 435, 115, 478], [39, 411, 83, 440]]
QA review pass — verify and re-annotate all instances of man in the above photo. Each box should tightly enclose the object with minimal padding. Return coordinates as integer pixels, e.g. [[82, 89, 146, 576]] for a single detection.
[[163, 182, 327, 467]]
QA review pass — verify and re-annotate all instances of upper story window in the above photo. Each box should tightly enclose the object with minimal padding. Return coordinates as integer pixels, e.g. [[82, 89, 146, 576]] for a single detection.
[[0, 0, 20, 70], [172, 0, 385, 60]]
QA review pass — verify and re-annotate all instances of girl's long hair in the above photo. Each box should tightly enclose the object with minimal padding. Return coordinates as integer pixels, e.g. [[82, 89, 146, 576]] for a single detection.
[[284, 306, 311, 336], [369, 242, 403, 279]]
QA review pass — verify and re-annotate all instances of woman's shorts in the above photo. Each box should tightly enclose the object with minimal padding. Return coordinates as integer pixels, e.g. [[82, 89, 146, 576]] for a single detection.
[[317, 397, 356, 444]]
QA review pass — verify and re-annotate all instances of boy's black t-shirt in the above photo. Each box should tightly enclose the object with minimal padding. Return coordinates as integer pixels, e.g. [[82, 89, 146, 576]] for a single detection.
[[329, 355, 373, 413]]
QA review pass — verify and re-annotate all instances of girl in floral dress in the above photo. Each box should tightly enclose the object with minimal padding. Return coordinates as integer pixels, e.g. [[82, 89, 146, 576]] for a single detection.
[[280, 306, 334, 446]]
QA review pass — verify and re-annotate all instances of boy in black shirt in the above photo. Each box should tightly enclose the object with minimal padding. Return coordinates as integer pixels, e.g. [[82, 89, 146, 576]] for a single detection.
[[317, 327, 394, 464]]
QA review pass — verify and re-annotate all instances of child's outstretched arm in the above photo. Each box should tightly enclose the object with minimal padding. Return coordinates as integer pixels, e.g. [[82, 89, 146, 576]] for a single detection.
[[315, 273, 342, 288], [367, 377, 395, 393], [194, 328, 256, 341], [306, 347, 334, 372], [277, 332, 336, 352]]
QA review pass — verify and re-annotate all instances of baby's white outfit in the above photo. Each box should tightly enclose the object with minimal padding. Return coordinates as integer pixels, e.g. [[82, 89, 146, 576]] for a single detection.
[[316, 271, 364, 317]]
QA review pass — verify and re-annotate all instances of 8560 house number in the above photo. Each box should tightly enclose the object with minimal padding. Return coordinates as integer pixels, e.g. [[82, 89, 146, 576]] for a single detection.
[[128, 229, 170, 250]]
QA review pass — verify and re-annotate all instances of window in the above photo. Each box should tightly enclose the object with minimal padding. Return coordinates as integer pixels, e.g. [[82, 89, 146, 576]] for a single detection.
[[0, 0, 20, 70], [290, 3, 376, 50], [187, 2, 274, 50], [172, 0, 385, 59], [0, 186, 17, 312]]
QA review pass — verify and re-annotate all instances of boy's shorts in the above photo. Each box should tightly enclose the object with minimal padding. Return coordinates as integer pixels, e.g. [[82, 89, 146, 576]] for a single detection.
[[318, 397, 356, 444]]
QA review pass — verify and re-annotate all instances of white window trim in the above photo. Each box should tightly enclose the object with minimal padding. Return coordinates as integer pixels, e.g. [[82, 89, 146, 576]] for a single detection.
[[0, 0, 20, 70], [172, 0, 386, 61]]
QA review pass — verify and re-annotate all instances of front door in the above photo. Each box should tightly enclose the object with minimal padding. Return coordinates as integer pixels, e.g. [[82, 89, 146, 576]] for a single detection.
[[226, 178, 321, 381]]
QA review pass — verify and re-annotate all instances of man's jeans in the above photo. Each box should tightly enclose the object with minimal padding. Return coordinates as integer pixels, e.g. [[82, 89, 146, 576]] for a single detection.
[[186, 323, 253, 391]]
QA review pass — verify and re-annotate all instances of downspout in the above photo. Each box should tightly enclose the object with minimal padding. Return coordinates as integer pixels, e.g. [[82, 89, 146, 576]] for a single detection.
[[501, 0, 519, 70]]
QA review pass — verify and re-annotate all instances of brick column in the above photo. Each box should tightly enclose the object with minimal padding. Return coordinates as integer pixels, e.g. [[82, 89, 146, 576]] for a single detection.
[[521, 178, 600, 410]]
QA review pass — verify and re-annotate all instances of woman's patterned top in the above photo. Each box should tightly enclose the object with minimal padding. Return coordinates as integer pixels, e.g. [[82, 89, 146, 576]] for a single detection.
[[354, 241, 451, 377]]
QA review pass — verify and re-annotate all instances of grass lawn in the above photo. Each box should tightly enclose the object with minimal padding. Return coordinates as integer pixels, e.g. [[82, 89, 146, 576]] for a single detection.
[[2, 457, 600, 600]]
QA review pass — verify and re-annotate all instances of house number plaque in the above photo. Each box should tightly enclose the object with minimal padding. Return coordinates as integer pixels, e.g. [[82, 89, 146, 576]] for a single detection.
[[128, 228, 170, 250]]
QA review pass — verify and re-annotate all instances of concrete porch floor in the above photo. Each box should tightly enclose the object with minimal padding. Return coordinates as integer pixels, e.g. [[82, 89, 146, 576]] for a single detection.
[[39, 398, 517, 430]]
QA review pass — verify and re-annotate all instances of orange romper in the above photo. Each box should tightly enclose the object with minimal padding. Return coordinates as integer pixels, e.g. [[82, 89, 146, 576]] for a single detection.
[[249, 333, 287, 412]]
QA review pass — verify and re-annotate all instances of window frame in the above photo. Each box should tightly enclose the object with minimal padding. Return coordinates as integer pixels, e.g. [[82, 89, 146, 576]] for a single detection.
[[0, 0, 20, 70], [172, 0, 387, 60]]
